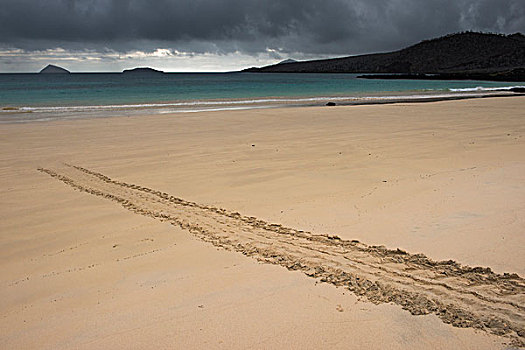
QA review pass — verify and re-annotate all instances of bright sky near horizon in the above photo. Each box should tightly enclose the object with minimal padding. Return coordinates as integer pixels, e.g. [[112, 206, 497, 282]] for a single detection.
[[0, 0, 524, 72]]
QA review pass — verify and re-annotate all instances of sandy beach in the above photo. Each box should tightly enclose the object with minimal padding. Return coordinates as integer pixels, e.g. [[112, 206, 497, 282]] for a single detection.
[[1, 97, 524, 349]]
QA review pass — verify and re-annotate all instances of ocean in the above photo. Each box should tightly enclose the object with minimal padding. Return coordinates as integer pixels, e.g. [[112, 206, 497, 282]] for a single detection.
[[0, 72, 523, 123]]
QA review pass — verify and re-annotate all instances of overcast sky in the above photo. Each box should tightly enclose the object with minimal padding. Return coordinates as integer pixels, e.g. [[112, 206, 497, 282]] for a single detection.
[[1, 0, 524, 72]]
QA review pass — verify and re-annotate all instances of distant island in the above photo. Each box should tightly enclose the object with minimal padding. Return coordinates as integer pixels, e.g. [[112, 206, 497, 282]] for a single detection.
[[39, 64, 70, 74], [122, 67, 164, 74], [244, 32, 525, 81]]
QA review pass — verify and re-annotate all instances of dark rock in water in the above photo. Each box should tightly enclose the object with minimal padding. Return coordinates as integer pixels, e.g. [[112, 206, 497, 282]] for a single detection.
[[122, 67, 164, 74], [326, 102, 336, 106], [39, 64, 70, 74], [510, 87, 525, 93]]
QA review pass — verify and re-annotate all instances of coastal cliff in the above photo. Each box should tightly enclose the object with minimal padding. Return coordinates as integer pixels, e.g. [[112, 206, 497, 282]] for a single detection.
[[244, 32, 525, 80]]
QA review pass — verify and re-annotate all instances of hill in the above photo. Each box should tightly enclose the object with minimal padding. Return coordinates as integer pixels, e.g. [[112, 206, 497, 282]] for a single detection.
[[277, 59, 297, 65], [244, 32, 525, 80]]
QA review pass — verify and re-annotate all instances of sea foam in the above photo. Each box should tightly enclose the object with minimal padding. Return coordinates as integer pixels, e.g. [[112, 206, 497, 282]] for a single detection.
[[449, 85, 525, 92]]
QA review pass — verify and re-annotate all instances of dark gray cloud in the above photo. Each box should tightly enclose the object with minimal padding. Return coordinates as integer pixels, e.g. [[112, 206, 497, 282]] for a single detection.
[[0, 0, 524, 71]]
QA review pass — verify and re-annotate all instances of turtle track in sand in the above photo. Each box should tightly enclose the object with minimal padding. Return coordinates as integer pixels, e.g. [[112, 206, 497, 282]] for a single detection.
[[38, 164, 525, 346]]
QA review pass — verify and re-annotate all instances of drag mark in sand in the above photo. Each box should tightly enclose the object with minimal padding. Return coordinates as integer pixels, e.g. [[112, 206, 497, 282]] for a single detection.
[[38, 165, 525, 346]]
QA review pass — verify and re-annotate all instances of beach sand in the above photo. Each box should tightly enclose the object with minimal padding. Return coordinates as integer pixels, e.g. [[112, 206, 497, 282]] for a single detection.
[[1, 97, 524, 349]]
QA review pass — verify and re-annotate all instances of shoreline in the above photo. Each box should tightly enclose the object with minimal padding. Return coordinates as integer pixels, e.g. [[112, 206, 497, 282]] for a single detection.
[[357, 73, 525, 82], [1, 89, 523, 124]]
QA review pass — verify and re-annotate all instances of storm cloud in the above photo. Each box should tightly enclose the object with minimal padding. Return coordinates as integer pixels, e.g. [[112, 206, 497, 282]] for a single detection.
[[1, 0, 524, 71]]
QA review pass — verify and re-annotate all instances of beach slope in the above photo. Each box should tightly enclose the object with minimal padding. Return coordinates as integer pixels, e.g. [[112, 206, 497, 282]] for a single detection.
[[1, 97, 524, 349]]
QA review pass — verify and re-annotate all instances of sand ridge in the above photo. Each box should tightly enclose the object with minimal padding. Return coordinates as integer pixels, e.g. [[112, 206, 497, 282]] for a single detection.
[[38, 164, 525, 346]]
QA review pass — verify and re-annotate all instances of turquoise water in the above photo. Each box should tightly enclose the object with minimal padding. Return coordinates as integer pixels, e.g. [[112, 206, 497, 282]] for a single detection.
[[0, 72, 523, 122]]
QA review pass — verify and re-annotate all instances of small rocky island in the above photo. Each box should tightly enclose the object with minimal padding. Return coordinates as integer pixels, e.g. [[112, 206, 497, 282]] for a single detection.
[[122, 67, 164, 74], [39, 64, 70, 74]]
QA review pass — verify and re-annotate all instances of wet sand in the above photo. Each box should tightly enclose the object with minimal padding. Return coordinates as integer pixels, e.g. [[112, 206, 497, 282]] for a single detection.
[[1, 97, 524, 349]]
